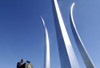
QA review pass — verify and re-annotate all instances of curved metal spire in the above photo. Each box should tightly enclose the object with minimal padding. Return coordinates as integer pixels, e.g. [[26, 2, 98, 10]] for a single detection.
[[70, 3, 95, 68], [51, 0, 80, 68], [40, 17, 50, 68]]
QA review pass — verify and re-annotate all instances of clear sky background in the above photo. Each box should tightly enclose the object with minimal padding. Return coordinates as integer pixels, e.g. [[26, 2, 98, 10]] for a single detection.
[[0, 0, 100, 68]]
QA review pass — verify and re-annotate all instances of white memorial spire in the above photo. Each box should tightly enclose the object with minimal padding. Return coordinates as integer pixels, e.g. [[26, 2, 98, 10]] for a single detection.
[[70, 3, 95, 68], [41, 17, 50, 68]]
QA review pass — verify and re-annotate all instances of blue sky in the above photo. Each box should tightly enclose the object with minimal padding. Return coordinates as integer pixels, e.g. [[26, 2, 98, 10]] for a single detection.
[[0, 0, 100, 68]]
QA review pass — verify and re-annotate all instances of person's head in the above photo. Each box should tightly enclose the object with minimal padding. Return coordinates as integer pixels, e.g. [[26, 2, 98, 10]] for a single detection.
[[21, 59, 25, 63]]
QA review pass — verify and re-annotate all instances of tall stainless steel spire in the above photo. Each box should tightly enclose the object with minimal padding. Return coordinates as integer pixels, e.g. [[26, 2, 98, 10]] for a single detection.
[[41, 17, 50, 68], [51, 0, 79, 68], [70, 3, 95, 68]]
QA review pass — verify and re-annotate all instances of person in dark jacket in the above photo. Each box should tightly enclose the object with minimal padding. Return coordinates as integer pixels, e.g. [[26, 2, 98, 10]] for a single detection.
[[17, 59, 25, 68]]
